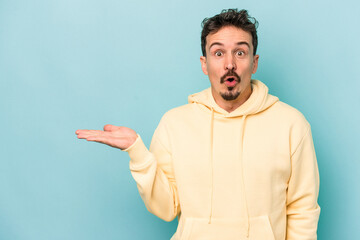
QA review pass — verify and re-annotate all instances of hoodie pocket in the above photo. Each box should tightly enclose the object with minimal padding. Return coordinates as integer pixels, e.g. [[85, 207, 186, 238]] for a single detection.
[[249, 215, 276, 240], [178, 216, 275, 240]]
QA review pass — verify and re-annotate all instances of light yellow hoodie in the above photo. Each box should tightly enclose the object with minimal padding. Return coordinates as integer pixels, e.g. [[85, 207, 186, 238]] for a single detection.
[[124, 80, 320, 240]]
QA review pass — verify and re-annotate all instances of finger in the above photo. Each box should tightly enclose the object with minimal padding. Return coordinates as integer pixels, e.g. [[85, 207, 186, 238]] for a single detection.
[[77, 130, 108, 139], [75, 129, 87, 135], [104, 124, 119, 132], [86, 135, 113, 146], [77, 134, 92, 139], [77, 130, 104, 135], [76, 129, 95, 135]]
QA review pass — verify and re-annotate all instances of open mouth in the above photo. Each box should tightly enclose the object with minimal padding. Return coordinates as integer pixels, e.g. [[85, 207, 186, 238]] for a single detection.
[[220, 70, 241, 88], [224, 76, 238, 87]]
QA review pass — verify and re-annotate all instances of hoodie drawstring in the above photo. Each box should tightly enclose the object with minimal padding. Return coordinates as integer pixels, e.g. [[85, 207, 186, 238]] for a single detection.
[[240, 115, 250, 238], [208, 108, 215, 224], [208, 111, 250, 238]]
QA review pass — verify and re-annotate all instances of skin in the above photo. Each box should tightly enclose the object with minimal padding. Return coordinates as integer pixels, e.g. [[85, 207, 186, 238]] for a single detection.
[[200, 26, 259, 113], [76, 124, 137, 150], [76, 25, 259, 148]]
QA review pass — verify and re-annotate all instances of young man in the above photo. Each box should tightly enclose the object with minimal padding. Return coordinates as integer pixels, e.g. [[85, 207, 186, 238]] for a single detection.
[[76, 9, 320, 240]]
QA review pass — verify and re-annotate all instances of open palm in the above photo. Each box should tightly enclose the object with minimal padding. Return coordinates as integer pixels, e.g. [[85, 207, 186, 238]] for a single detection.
[[75, 124, 138, 150]]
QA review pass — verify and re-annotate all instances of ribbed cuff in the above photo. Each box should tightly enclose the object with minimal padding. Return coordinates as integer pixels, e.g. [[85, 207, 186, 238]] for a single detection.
[[122, 134, 141, 152], [123, 134, 151, 167]]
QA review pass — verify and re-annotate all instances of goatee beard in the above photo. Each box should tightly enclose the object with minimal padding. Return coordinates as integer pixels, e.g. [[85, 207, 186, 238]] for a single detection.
[[221, 91, 240, 101]]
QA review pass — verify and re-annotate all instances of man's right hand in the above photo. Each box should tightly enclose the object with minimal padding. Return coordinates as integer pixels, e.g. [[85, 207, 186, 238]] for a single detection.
[[75, 124, 138, 150]]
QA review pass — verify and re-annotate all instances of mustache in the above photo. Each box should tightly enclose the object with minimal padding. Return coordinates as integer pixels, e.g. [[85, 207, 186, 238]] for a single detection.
[[220, 70, 241, 83]]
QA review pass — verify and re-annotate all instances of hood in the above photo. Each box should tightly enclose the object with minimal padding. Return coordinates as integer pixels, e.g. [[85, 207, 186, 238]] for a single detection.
[[188, 79, 278, 117]]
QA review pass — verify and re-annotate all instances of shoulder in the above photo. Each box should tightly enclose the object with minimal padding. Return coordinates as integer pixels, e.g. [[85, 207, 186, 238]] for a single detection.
[[270, 101, 312, 148], [152, 104, 195, 145], [160, 103, 196, 122], [269, 100, 310, 129]]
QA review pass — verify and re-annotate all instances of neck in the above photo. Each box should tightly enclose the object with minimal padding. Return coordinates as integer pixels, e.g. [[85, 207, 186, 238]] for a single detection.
[[213, 84, 253, 113]]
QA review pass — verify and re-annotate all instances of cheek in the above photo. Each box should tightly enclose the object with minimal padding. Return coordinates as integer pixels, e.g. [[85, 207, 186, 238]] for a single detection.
[[207, 63, 221, 78], [238, 61, 253, 75]]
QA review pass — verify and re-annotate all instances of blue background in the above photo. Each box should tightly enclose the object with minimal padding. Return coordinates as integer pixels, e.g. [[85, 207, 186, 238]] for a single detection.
[[1, 0, 359, 239]]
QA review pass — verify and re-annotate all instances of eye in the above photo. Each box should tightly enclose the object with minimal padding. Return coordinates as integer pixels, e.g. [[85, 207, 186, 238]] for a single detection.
[[215, 51, 223, 57], [236, 51, 245, 56]]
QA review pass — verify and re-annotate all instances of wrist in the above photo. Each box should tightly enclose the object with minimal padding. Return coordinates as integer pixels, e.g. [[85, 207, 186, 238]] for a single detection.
[[123, 134, 140, 151]]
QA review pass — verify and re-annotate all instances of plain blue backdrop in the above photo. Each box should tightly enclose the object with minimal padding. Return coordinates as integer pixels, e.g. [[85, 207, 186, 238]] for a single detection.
[[1, 0, 359, 239]]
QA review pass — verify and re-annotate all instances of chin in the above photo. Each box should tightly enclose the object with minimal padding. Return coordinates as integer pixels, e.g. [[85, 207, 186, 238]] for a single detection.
[[220, 90, 241, 101]]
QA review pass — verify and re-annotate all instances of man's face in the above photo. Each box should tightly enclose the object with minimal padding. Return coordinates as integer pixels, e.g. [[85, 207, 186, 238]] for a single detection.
[[200, 26, 259, 102]]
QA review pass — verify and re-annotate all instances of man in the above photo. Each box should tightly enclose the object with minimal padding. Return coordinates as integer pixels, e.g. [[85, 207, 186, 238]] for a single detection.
[[76, 9, 320, 240]]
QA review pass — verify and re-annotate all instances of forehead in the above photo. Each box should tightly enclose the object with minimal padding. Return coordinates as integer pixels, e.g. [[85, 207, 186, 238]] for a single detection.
[[206, 26, 252, 49]]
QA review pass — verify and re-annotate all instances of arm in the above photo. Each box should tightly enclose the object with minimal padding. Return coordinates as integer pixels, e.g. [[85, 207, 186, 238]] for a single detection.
[[124, 122, 180, 221], [75, 121, 180, 222], [286, 126, 321, 240]]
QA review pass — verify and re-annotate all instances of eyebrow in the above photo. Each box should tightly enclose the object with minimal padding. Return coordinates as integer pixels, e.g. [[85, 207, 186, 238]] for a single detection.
[[209, 41, 251, 50]]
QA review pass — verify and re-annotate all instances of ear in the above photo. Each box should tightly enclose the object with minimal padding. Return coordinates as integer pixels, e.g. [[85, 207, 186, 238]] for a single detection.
[[252, 54, 259, 74], [200, 56, 208, 75]]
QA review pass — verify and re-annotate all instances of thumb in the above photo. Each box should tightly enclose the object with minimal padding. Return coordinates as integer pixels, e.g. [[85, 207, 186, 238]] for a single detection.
[[103, 124, 119, 132]]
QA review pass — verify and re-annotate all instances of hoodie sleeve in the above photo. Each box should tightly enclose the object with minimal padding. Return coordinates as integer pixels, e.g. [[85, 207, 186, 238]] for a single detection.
[[286, 123, 321, 239], [123, 117, 180, 222]]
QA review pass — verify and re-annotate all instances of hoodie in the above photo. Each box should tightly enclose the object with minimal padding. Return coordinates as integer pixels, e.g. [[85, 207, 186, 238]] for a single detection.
[[124, 80, 320, 240]]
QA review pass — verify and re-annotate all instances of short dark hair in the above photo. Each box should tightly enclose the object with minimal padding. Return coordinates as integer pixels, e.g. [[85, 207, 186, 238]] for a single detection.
[[201, 9, 259, 56]]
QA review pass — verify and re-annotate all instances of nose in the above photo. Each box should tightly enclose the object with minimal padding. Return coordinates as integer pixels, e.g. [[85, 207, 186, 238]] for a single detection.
[[225, 55, 236, 70]]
